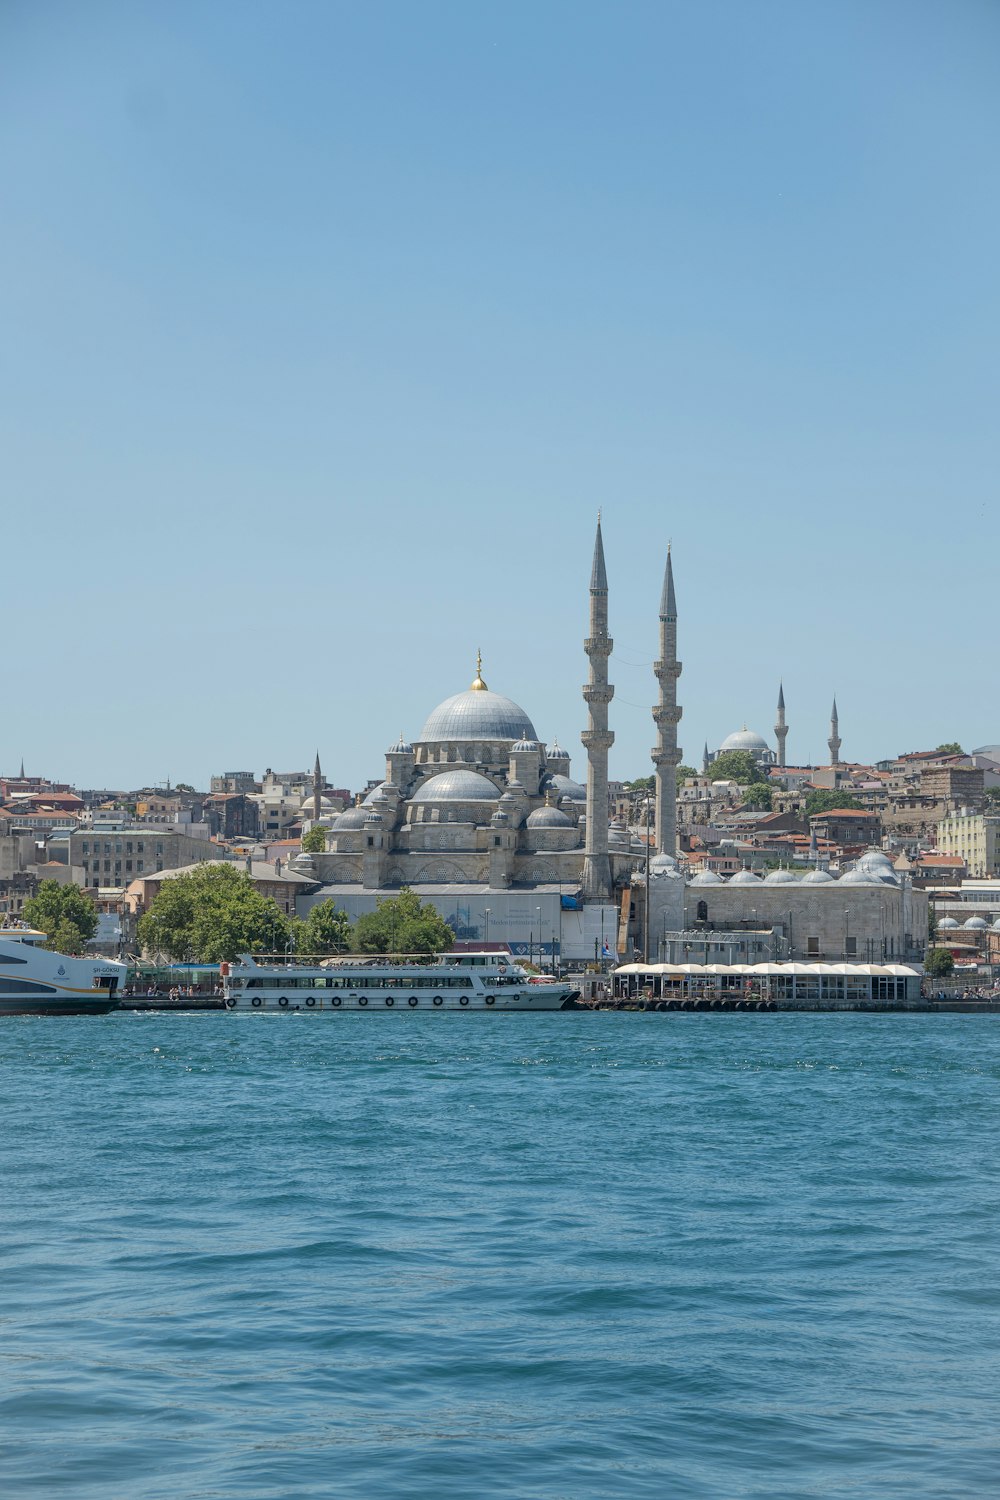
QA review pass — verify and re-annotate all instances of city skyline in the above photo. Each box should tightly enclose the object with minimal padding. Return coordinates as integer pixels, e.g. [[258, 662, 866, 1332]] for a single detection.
[[2, 2, 998, 787]]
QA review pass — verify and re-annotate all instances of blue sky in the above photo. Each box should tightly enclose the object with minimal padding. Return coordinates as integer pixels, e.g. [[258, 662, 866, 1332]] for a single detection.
[[2, 0, 997, 790]]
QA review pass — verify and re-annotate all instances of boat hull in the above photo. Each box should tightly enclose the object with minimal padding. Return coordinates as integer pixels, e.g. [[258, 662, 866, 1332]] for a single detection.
[[0, 996, 121, 1016], [226, 988, 579, 1013]]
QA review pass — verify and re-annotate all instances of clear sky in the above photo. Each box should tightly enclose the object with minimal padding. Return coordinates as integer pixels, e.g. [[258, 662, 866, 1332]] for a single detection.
[[2, 0, 997, 791]]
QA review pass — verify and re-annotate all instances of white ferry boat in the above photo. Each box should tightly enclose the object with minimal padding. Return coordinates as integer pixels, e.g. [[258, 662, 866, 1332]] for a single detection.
[[222, 950, 580, 1012], [0, 923, 127, 1015]]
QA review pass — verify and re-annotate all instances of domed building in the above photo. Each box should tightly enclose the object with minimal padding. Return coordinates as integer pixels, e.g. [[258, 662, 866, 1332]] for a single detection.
[[704, 726, 776, 772]]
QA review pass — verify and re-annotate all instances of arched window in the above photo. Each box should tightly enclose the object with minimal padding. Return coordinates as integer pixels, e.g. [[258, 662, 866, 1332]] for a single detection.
[[696, 900, 708, 922]]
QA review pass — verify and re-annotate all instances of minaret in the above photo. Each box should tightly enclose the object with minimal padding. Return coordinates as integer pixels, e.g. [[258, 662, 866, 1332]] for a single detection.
[[775, 683, 788, 768], [652, 547, 682, 856], [581, 516, 614, 898], [313, 751, 322, 823], [828, 696, 842, 766], [702, 741, 710, 774]]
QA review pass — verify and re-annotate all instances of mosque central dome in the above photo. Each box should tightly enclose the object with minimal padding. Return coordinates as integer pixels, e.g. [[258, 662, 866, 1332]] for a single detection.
[[416, 657, 538, 744], [719, 727, 770, 754]]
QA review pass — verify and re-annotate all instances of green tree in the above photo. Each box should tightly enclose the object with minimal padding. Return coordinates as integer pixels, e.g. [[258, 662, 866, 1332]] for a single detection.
[[295, 900, 352, 955], [706, 750, 766, 785], [741, 783, 773, 811], [804, 788, 860, 817], [676, 765, 699, 783], [624, 775, 655, 791], [175, 782, 196, 793], [354, 887, 454, 955], [935, 743, 964, 756], [983, 786, 1000, 807], [23, 881, 98, 953], [137, 863, 292, 961], [924, 947, 954, 978], [301, 825, 328, 853]]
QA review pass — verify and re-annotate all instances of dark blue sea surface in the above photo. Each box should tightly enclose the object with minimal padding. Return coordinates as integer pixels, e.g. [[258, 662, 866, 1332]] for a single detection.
[[1, 1013, 998, 1499]]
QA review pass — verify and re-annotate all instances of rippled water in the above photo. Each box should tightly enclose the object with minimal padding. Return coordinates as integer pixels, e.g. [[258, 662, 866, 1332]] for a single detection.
[[1, 1013, 998, 1498]]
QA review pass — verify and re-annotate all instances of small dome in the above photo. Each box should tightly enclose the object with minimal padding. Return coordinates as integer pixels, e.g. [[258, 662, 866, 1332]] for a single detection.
[[409, 770, 500, 803], [388, 733, 413, 754], [937, 917, 959, 930], [728, 869, 762, 885], [855, 850, 900, 885], [839, 867, 880, 886], [992, 917, 1000, 931], [689, 869, 723, 886], [490, 808, 509, 826], [764, 869, 799, 885], [801, 868, 836, 883], [330, 807, 369, 830], [525, 805, 574, 830], [511, 738, 540, 753], [547, 739, 568, 760], [963, 916, 988, 930], [363, 781, 389, 805], [719, 728, 770, 754]]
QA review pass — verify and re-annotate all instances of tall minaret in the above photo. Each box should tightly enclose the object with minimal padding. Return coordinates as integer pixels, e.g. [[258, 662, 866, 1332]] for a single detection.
[[581, 516, 614, 898], [828, 697, 842, 766], [775, 682, 788, 768], [652, 547, 682, 856], [313, 750, 322, 823]]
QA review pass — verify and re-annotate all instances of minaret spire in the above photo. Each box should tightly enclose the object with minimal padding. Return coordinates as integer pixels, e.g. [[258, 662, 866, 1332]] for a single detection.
[[581, 516, 614, 898], [828, 695, 841, 766], [775, 681, 788, 768], [313, 750, 322, 824], [652, 546, 682, 856]]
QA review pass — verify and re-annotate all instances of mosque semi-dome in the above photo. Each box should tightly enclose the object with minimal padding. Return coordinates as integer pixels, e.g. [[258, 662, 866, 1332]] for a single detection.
[[543, 773, 587, 802], [409, 770, 500, 803], [689, 869, 724, 886], [937, 917, 959, 930], [525, 805, 574, 830], [801, 867, 836, 884], [330, 806, 370, 830], [728, 868, 763, 885], [764, 869, 799, 885], [719, 728, 770, 754], [963, 916, 988, 931]]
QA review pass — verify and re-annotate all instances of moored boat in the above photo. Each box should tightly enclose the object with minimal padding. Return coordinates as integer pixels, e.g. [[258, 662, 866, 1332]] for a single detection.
[[0, 923, 127, 1015], [222, 949, 579, 1012]]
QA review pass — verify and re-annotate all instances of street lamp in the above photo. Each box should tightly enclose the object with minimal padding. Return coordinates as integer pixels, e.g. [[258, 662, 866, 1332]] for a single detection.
[[536, 905, 542, 968], [484, 907, 490, 948]]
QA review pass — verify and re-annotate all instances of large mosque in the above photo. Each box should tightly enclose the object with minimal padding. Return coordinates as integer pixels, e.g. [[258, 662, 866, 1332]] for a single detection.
[[294, 521, 686, 957]]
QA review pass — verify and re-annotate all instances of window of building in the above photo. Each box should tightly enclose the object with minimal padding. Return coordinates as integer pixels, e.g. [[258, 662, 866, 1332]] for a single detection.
[[846, 936, 857, 956], [126, 860, 132, 872], [137, 860, 144, 872], [82, 841, 89, 854], [807, 936, 820, 956], [137, 842, 144, 853]]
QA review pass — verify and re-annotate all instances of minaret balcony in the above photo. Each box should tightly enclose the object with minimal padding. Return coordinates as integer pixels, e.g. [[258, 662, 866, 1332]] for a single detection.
[[584, 636, 613, 656], [581, 730, 615, 751], [583, 684, 615, 705], [652, 705, 682, 726], [652, 748, 684, 767], [653, 660, 682, 680]]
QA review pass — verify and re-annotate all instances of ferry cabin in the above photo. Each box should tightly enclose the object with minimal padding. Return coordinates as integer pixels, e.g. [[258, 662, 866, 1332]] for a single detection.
[[612, 962, 924, 1010]]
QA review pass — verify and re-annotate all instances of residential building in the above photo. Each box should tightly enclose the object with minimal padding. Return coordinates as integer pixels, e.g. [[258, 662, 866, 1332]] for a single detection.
[[936, 813, 1000, 879]]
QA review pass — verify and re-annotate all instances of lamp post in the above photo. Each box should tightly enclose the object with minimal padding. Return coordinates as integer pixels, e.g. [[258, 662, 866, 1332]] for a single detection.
[[844, 909, 849, 962], [484, 907, 490, 948], [536, 905, 542, 968]]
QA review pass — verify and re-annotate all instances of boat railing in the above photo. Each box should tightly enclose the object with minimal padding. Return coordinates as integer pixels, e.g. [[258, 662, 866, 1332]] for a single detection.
[[232, 951, 492, 969]]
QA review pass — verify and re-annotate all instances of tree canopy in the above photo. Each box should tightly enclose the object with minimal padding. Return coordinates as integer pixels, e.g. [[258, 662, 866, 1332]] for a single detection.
[[137, 863, 292, 961], [923, 947, 955, 978], [706, 750, 766, 785], [740, 783, 773, 811], [354, 888, 454, 955], [294, 900, 352, 955], [22, 881, 98, 954], [676, 765, 699, 783], [300, 825, 328, 853], [804, 789, 861, 816], [984, 786, 1000, 807], [624, 775, 655, 791], [935, 743, 964, 756]]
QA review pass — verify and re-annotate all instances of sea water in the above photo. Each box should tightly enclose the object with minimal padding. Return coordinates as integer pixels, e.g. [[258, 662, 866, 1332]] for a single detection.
[[1, 1012, 998, 1499]]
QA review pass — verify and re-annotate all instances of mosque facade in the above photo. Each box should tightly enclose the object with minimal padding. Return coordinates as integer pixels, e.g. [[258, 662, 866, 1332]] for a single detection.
[[294, 521, 685, 959]]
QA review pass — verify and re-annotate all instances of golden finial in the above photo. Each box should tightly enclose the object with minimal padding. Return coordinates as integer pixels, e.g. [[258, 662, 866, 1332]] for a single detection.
[[470, 649, 488, 692]]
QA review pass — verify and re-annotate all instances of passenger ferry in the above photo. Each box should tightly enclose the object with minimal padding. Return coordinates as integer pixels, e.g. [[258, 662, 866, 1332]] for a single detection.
[[222, 950, 580, 1012], [0, 923, 127, 1015]]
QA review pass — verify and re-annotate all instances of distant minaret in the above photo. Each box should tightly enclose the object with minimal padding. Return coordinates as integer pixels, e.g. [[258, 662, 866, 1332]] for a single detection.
[[702, 741, 710, 774], [581, 516, 614, 898], [775, 682, 788, 768], [19, 758, 25, 779], [828, 697, 842, 766], [652, 548, 682, 856], [313, 750, 322, 823]]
